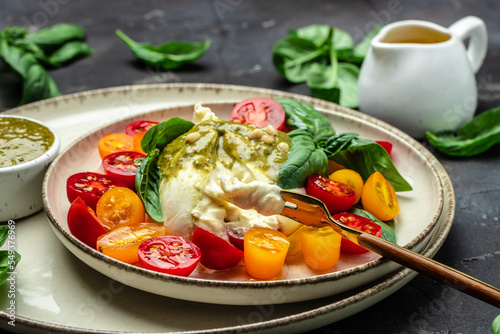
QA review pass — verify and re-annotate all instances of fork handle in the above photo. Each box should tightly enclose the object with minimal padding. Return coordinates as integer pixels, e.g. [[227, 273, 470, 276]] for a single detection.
[[358, 233, 500, 308]]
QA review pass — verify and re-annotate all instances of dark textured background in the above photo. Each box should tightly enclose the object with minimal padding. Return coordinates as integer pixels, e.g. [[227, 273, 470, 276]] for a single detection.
[[1, 1, 499, 333]]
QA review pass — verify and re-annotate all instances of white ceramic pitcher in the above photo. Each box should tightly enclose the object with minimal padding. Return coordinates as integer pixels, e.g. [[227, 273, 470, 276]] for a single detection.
[[358, 16, 487, 138]]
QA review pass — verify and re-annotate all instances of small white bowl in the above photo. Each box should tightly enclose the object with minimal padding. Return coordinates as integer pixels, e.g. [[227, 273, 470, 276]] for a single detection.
[[0, 115, 60, 222]]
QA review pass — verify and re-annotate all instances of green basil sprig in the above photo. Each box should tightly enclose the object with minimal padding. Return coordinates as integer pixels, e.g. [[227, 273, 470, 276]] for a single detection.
[[0, 24, 93, 105], [135, 117, 195, 222], [116, 30, 210, 70], [492, 314, 500, 334], [272, 24, 381, 108], [349, 208, 396, 243], [0, 225, 21, 286], [426, 107, 500, 157], [277, 98, 412, 192]]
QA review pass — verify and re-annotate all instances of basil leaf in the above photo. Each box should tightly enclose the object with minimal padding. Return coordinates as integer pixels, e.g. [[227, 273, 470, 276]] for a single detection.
[[278, 134, 328, 189], [0, 225, 9, 246], [337, 62, 360, 108], [0, 38, 61, 105], [26, 23, 86, 53], [426, 107, 500, 157], [290, 24, 331, 48], [0, 250, 21, 286], [277, 98, 336, 142], [348, 24, 382, 63], [135, 150, 163, 222], [320, 132, 359, 156], [329, 138, 413, 192], [141, 117, 194, 153], [332, 28, 355, 61], [116, 29, 210, 70], [46, 41, 93, 67], [349, 208, 396, 243], [492, 314, 500, 334]]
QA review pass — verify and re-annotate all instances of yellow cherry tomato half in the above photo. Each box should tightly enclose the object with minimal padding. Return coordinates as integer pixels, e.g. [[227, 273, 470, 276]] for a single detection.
[[329, 169, 364, 204], [244, 227, 289, 279], [98, 133, 134, 159], [301, 225, 341, 271], [286, 226, 304, 258], [361, 171, 400, 221], [96, 222, 166, 264], [96, 187, 146, 230]]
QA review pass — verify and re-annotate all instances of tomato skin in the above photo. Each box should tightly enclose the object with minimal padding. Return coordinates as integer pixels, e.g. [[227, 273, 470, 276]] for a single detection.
[[244, 227, 289, 279], [332, 212, 382, 254], [67, 197, 108, 248], [306, 174, 357, 214], [132, 132, 146, 155], [66, 172, 127, 210], [329, 169, 364, 204], [97, 222, 166, 264], [230, 97, 286, 130], [96, 187, 146, 230], [125, 120, 159, 136], [361, 172, 400, 221], [301, 225, 341, 270], [376, 140, 393, 156], [102, 151, 146, 190], [226, 227, 247, 251], [191, 227, 243, 270], [138, 235, 201, 277], [98, 133, 134, 159]]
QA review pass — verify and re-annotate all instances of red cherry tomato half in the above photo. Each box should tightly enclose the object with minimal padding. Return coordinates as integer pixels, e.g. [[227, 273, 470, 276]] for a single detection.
[[66, 172, 127, 210], [125, 120, 159, 136], [332, 212, 382, 254], [376, 140, 393, 156], [226, 226, 247, 251], [230, 97, 286, 131], [67, 197, 108, 248], [138, 235, 201, 277], [102, 151, 146, 190], [305, 174, 357, 214], [192, 227, 243, 270]]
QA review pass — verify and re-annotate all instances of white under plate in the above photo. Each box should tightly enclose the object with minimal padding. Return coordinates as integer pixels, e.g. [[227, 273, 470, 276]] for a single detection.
[[0, 83, 455, 333]]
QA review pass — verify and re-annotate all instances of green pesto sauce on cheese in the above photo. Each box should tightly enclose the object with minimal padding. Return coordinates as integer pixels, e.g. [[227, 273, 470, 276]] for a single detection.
[[158, 118, 290, 182], [0, 117, 54, 167]]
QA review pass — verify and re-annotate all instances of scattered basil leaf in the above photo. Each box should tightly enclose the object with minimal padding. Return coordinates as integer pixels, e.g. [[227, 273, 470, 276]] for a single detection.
[[141, 117, 195, 153], [348, 24, 383, 63], [116, 29, 210, 70], [0, 225, 21, 286], [332, 28, 355, 61], [349, 208, 397, 243], [290, 24, 331, 48], [26, 23, 86, 53], [135, 150, 163, 222], [329, 137, 413, 192], [426, 107, 500, 157], [492, 314, 500, 334], [336, 62, 360, 108], [46, 41, 93, 67]]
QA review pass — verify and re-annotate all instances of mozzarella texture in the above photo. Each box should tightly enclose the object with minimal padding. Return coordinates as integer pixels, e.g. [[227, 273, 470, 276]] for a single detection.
[[158, 104, 290, 240]]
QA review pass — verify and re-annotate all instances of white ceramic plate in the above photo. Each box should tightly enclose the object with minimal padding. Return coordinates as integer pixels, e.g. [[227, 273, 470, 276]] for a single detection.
[[43, 101, 442, 305], [0, 84, 455, 333]]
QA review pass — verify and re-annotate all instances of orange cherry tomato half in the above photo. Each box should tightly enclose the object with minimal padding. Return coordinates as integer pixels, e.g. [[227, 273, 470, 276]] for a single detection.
[[132, 132, 146, 155], [97, 222, 166, 264], [125, 120, 159, 136], [230, 97, 286, 131], [361, 171, 400, 221], [66, 172, 127, 210], [67, 197, 108, 248], [138, 235, 201, 277], [102, 151, 146, 190], [329, 169, 364, 204], [98, 133, 134, 159], [96, 187, 146, 230], [244, 227, 289, 279], [306, 174, 357, 214], [191, 227, 243, 270], [300, 225, 341, 271], [332, 212, 382, 254]]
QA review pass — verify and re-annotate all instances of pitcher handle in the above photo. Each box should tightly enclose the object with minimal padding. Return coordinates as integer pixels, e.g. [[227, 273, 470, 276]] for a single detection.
[[449, 16, 488, 73]]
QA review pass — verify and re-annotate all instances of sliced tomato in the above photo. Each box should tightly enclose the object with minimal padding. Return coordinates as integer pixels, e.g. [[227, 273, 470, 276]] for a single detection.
[[332, 212, 382, 254], [125, 120, 159, 136], [97, 222, 166, 264], [102, 151, 146, 190], [361, 171, 400, 221], [244, 227, 289, 279], [230, 97, 286, 130], [96, 187, 146, 230], [98, 133, 134, 159], [306, 174, 357, 214], [66, 172, 127, 210], [67, 197, 108, 248], [226, 226, 247, 251], [191, 227, 243, 270], [138, 235, 201, 277], [132, 132, 146, 155], [329, 169, 364, 204], [301, 225, 341, 270], [376, 140, 393, 156]]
